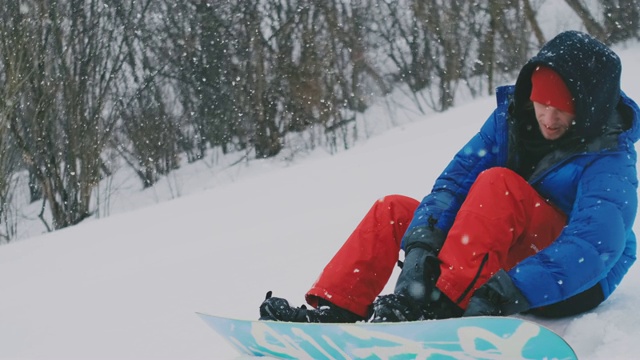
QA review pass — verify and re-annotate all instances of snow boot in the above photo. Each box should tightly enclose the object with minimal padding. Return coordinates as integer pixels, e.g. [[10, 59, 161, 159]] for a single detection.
[[259, 291, 365, 323], [369, 293, 425, 322], [423, 288, 464, 319], [370, 291, 462, 322]]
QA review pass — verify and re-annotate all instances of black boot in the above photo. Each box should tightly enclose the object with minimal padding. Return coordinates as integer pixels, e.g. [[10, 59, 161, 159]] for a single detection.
[[259, 291, 365, 323], [370, 293, 425, 322], [372, 248, 462, 323], [423, 288, 464, 320], [370, 290, 463, 322]]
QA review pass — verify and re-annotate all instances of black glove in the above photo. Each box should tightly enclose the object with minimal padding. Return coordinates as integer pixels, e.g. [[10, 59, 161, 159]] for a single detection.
[[463, 269, 530, 317], [373, 224, 445, 322], [402, 223, 447, 255], [393, 223, 446, 309], [394, 246, 441, 305]]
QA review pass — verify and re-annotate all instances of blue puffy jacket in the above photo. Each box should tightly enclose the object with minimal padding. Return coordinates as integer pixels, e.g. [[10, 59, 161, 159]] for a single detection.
[[402, 31, 640, 308]]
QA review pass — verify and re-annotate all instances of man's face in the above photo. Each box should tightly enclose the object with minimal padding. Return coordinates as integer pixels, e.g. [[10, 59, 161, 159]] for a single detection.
[[533, 101, 575, 140]]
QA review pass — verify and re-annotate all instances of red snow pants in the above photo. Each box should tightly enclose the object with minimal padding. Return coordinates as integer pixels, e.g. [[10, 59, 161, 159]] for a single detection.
[[306, 167, 567, 317]]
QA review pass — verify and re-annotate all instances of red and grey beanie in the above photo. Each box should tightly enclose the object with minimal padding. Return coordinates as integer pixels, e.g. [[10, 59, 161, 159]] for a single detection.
[[529, 65, 575, 115]]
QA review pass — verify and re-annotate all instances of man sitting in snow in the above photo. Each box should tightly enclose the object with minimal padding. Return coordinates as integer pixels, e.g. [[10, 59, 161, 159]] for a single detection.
[[259, 30, 640, 323]]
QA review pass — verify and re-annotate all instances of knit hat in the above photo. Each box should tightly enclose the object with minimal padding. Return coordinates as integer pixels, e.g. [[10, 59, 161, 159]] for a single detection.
[[530, 65, 575, 115]]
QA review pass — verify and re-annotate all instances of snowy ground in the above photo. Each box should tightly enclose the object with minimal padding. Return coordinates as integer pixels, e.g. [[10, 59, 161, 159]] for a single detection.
[[0, 44, 639, 360]]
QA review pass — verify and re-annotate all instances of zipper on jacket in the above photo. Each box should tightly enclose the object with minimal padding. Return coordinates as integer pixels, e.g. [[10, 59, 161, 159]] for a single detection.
[[456, 253, 490, 305]]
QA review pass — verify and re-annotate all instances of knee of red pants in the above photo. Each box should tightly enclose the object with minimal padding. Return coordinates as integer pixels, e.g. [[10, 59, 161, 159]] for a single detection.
[[305, 194, 419, 316], [436, 167, 564, 308], [375, 194, 421, 247], [476, 167, 527, 188]]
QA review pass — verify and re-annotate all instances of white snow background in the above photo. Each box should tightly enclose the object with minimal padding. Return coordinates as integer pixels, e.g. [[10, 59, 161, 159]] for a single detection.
[[1, 35, 640, 360]]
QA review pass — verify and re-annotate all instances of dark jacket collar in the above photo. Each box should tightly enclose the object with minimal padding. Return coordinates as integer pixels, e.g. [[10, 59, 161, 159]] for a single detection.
[[499, 86, 627, 181]]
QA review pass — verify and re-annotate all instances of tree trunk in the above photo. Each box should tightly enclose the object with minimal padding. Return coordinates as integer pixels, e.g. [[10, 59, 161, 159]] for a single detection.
[[563, 0, 608, 43]]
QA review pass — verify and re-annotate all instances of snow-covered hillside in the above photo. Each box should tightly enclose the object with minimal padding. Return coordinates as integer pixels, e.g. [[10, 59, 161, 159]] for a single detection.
[[0, 43, 639, 359]]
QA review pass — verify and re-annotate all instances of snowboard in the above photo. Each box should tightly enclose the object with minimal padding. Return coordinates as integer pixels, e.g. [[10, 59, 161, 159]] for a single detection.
[[197, 312, 577, 359]]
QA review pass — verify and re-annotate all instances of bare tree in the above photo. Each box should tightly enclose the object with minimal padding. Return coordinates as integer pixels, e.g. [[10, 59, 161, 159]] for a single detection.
[[522, 0, 546, 47], [108, 0, 184, 188], [155, 1, 246, 160], [601, 0, 640, 42], [5, 0, 140, 229], [3, 0, 637, 241], [0, 0, 28, 241], [564, 0, 608, 41], [377, 0, 484, 110], [564, 0, 640, 43]]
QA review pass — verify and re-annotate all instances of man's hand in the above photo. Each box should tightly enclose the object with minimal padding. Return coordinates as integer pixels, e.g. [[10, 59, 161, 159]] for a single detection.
[[463, 269, 530, 317]]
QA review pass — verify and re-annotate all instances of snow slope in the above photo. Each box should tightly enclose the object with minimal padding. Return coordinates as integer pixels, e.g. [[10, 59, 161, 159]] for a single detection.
[[0, 45, 639, 359]]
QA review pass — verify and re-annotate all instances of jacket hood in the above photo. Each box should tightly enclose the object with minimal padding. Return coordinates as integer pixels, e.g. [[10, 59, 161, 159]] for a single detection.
[[513, 31, 622, 142]]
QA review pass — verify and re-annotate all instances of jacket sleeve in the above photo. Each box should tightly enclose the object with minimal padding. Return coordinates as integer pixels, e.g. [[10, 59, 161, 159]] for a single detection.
[[509, 154, 638, 308], [401, 109, 508, 252]]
